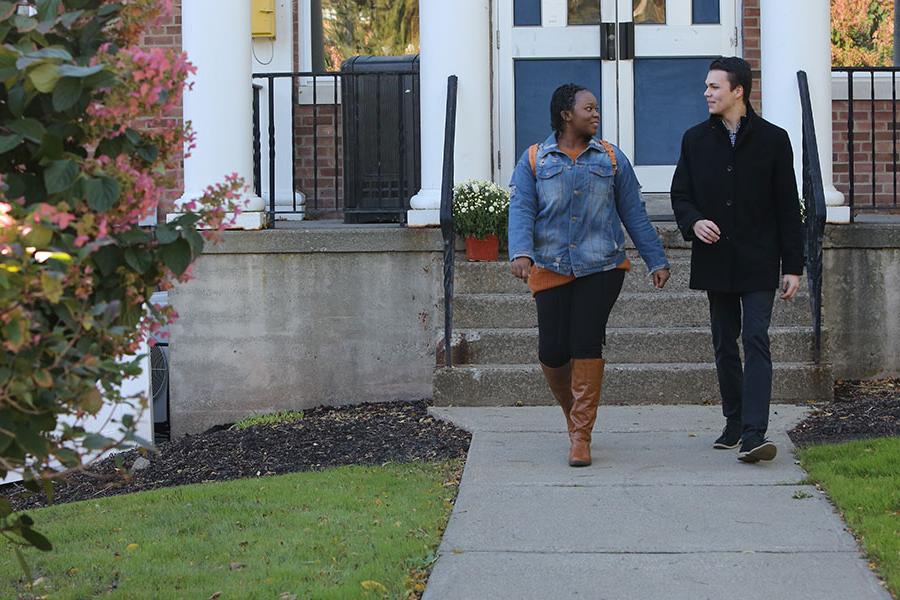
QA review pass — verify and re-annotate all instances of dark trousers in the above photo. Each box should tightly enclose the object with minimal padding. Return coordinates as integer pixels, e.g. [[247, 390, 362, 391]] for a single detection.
[[535, 269, 626, 368], [707, 290, 776, 440]]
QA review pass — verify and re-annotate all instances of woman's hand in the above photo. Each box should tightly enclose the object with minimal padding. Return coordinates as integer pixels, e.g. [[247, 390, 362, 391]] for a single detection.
[[510, 257, 533, 282], [652, 268, 670, 289]]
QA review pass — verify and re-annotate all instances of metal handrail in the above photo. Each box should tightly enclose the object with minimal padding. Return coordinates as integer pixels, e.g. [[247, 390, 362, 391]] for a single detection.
[[440, 76, 459, 368], [797, 71, 826, 363]]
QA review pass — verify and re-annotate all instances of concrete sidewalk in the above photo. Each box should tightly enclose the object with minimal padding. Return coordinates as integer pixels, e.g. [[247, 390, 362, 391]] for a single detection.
[[424, 405, 890, 600]]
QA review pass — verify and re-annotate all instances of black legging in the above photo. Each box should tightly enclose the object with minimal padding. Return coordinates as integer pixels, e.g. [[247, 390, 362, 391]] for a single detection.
[[535, 269, 626, 368]]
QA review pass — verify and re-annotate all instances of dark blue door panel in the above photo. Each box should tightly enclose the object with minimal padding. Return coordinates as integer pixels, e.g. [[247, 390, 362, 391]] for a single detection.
[[692, 0, 720, 24], [634, 57, 713, 166], [514, 0, 542, 26], [514, 59, 602, 160]]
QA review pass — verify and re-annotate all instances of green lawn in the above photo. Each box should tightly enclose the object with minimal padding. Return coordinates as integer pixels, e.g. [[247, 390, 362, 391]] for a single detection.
[[799, 437, 900, 597], [2, 461, 462, 599]]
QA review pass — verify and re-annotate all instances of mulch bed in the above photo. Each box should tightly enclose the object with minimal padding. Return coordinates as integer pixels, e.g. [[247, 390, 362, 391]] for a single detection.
[[5, 381, 897, 511], [788, 379, 900, 447], [6, 400, 470, 512]]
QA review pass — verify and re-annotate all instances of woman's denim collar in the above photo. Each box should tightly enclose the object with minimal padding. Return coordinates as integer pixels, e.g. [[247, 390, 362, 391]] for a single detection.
[[536, 133, 608, 161]]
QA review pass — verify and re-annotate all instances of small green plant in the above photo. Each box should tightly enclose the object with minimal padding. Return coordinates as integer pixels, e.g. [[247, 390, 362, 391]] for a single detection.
[[231, 410, 305, 430], [452, 179, 510, 240], [792, 490, 814, 500]]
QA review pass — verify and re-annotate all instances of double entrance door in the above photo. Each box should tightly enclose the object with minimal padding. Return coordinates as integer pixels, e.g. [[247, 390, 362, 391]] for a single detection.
[[496, 0, 737, 192]]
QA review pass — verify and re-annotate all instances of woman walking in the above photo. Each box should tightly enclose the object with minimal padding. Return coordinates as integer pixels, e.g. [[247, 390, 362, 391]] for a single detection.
[[508, 83, 670, 466]]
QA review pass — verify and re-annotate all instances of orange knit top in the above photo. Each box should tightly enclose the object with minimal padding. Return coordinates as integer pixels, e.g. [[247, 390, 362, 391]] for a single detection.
[[527, 258, 631, 296]]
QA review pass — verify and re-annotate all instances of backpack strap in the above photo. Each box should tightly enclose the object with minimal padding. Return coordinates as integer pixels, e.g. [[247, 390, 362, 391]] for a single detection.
[[529, 140, 617, 177], [600, 139, 617, 173], [528, 143, 539, 176]]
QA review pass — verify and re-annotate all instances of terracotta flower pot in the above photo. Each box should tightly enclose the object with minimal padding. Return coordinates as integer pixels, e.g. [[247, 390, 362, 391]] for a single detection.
[[464, 234, 500, 262]]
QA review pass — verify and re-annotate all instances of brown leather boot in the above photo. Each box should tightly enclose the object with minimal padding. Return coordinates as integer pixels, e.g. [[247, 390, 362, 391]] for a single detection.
[[568, 358, 605, 467], [540, 362, 574, 439]]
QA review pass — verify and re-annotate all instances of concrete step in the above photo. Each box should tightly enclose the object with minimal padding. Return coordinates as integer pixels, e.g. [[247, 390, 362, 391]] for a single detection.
[[470, 222, 689, 254], [454, 258, 693, 295], [452, 292, 812, 329], [453, 255, 809, 295], [449, 326, 823, 365], [432, 362, 833, 406], [644, 193, 676, 221]]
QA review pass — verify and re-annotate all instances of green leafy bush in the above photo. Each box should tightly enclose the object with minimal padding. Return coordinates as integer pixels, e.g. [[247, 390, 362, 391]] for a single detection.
[[0, 0, 243, 566], [451, 179, 509, 240]]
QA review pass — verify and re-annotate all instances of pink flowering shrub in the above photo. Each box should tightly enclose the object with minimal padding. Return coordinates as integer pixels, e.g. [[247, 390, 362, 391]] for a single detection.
[[0, 0, 245, 560]]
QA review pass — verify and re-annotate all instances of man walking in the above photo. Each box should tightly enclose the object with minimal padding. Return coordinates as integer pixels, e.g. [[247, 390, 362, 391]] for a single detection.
[[670, 57, 803, 463]]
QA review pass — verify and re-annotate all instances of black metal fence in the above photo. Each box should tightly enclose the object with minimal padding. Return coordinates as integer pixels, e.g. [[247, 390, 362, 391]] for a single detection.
[[832, 66, 900, 220], [251, 69, 420, 222]]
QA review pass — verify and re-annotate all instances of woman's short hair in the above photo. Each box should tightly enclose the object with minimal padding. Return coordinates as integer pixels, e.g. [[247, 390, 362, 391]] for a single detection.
[[550, 83, 587, 133]]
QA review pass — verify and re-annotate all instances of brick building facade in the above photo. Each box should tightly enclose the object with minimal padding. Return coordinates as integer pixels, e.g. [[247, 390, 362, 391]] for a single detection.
[[147, 2, 896, 218]]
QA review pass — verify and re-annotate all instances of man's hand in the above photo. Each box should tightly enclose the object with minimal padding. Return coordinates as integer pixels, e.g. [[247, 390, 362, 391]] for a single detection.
[[692, 219, 721, 244], [780, 274, 800, 300], [652, 268, 670, 289], [510, 257, 533, 282]]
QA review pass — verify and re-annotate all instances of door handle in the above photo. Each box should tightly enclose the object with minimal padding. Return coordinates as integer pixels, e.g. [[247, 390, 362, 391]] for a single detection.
[[600, 22, 616, 61], [618, 22, 635, 60]]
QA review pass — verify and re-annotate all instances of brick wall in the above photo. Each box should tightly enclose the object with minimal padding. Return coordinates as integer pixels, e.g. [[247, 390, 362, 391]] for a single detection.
[[141, 2, 897, 218], [741, 0, 763, 111], [833, 100, 899, 210], [290, 0, 347, 216], [743, 1, 897, 212], [145, 0, 345, 219], [142, 1, 183, 221], [294, 104, 344, 217]]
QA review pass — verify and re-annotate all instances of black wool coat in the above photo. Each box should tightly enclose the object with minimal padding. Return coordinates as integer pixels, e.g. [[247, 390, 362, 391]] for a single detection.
[[670, 110, 804, 293]]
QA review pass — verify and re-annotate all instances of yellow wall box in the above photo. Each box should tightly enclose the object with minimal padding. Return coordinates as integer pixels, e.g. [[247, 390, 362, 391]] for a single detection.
[[251, 0, 276, 39]]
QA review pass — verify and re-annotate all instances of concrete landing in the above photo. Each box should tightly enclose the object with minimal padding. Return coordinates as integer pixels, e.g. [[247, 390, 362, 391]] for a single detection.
[[424, 405, 889, 600]]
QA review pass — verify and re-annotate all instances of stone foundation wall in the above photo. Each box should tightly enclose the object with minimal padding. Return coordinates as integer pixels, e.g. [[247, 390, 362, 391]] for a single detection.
[[167, 226, 444, 435], [823, 224, 900, 380]]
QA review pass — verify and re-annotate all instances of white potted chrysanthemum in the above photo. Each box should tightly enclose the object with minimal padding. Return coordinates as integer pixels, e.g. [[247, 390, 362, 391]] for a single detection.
[[451, 180, 510, 261]]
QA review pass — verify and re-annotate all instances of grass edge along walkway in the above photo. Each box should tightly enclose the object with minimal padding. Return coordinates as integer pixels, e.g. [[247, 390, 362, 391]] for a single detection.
[[799, 436, 900, 599], [2, 460, 463, 599]]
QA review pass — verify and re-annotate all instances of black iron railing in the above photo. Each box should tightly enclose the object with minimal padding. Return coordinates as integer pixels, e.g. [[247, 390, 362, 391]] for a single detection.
[[252, 83, 262, 198], [440, 76, 459, 368], [832, 67, 900, 220], [798, 71, 826, 363], [251, 70, 420, 222]]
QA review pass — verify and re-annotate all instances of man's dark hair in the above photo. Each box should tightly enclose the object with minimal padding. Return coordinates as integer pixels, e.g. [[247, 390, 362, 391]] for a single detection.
[[709, 56, 753, 108], [550, 83, 587, 132]]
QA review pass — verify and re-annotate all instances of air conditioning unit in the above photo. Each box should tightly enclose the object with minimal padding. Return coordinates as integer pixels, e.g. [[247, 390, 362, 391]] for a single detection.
[[150, 344, 169, 423], [149, 291, 170, 438]]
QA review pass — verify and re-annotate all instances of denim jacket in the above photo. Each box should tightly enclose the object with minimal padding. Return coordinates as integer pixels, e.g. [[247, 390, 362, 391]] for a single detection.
[[508, 133, 669, 277]]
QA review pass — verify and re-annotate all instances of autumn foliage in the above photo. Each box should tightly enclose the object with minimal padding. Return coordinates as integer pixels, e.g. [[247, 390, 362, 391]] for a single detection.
[[832, 0, 895, 66], [0, 0, 243, 562]]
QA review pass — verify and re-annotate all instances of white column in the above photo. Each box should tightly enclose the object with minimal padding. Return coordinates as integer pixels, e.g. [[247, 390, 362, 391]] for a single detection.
[[760, 0, 848, 223], [408, 0, 492, 227], [177, 0, 268, 229]]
